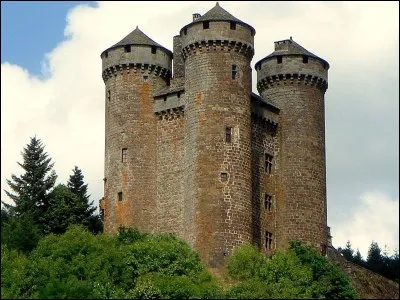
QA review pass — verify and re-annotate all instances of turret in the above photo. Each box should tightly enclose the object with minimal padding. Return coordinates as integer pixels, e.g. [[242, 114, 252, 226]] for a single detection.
[[100, 27, 172, 233], [180, 2, 255, 267], [255, 38, 329, 251]]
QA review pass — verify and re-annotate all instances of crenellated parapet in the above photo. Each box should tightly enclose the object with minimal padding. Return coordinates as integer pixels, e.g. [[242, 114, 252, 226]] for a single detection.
[[102, 63, 171, 82], [257, 73, 328, 93], [181, 39, 254, 59]]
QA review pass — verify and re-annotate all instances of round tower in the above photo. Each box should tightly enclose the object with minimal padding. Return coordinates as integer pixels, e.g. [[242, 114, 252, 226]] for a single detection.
[[180, 2, 255, 267], [255, 38, 329, 251], [100, 27, 172, 233]]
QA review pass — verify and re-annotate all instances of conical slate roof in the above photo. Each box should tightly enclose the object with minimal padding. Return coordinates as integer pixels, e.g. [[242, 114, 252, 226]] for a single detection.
[[255, 38, 329, 69], [181, 2, 255, 34], [102, 26, 172, 56]]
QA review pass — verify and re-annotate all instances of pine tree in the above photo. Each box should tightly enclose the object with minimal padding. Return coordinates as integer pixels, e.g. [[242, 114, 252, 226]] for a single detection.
[[66, 166, 98, 229], [353, 249, 363, 265], [341, 240, 355, 261], [3, 136, 57, 225], [367, 241, 384, 274]]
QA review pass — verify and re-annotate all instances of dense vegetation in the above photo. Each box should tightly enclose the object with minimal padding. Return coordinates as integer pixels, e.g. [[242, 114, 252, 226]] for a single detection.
[[338, 240, 399, 283], [0, 136, 389, 298]]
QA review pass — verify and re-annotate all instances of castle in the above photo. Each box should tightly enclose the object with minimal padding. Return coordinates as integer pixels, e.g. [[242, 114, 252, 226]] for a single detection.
[[99, 2, 330, 268]]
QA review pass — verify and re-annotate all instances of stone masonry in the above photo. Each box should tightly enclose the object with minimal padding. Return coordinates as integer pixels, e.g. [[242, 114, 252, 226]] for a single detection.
[[99, 2, 330, 268]]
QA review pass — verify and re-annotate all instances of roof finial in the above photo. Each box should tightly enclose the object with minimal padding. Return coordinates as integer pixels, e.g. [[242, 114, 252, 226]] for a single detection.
[[290, 36, 292, 40], [216, 2, 219, 6], [136, 25, 139, 29]]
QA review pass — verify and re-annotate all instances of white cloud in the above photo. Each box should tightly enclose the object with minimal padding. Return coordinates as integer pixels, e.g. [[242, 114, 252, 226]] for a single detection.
[[1, 1, 398, 249], [332, 191, 399, 258]]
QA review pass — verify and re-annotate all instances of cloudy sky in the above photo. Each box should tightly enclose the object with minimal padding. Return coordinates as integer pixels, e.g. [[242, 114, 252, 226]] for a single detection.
[[1, 1, 398, 258]]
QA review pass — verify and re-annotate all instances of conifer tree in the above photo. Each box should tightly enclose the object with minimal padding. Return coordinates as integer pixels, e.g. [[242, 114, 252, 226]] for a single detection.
[[67, 166, 96, 221], [3, 136, 57, 224]]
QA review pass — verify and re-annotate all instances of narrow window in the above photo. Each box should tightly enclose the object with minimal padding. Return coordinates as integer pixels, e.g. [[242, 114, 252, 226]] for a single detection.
[[203, 21, 209, 29], [163, 96, 167, 102], [118, 192, 123, 201], [221, 172, 228, 182], [104, 51, 108, 58], [225, 127, 232, 143], [265, 153, 273, 174], [232, 64, 237, 80], [266, 231, 273, 250], [124, 45, 131, 53], [107, 90, 111, 102], [151, 46, 157, 54], [230, 21, 236, 30], [143, 75, 148, 82], [277, 56, 282, 64], [122, 148, 127, 163], [265, 194, 272, 211], [303, 55, 308, 63], [177, 92, 181, 99]]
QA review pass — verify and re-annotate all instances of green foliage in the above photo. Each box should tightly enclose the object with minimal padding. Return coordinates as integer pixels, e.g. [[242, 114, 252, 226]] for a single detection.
[[226, 240, 357, 299], [1, 226, 218, 299], [1, 215, 42, 254], [3, 136, 57, 229]]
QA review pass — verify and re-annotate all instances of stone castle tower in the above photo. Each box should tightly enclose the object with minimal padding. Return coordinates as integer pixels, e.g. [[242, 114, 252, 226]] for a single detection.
[[99, 2, 330, 268]]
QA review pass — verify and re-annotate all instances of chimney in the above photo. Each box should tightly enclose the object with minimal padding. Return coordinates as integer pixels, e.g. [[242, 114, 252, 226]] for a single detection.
[[192, 13, 201, 21]]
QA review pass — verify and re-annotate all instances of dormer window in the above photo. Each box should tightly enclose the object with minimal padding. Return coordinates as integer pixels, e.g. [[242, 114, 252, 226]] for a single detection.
[[124, 45, 131, 53], [230, 22, 236, 30], [203, 21, 209, 29]]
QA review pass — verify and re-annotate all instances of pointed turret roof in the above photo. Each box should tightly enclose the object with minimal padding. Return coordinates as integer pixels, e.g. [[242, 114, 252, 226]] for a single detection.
[[255, 38, 329, 69], [102, 26, 172, 57], [181, 2, 255, 34]]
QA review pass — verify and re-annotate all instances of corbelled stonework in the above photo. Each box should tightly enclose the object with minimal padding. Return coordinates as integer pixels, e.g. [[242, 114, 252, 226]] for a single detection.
[[99, 2, 330, 268]]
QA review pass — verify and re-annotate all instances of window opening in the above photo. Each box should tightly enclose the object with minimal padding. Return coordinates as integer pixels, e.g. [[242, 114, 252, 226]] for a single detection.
[[266, 231, 273, 250], [225, 127, 232, 143], [151, 46, 157, 54], [118, 192, 123, 201], [265, 153, 273, 174], [122, 148, 127, 163], [221, 172, 228, 182], [230, 21, 236, 30], [277, 56, 282, 64], [203, 21, 209, 29], [303, 55, 308, 63], [143, 75, 148, 82], [124, 45, 131, 53], [107, 90, 111, 102], [265, 194, 272, 211], [232, 64, 237, 80]]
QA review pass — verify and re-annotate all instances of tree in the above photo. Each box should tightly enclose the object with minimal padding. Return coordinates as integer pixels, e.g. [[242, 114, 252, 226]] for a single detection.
[[67, 166, 101, 233], [367, 241, 384, 273], [3, 136, 57, 228], [341, 240, 355, 261], [353, 248, 364, 265]]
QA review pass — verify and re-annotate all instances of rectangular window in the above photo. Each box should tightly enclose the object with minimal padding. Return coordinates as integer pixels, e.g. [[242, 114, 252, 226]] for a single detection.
[[225, 127, 232, 143], [303, 55, 308, 63], [232, 64, 237, 80], [124, 45, 131, 53], [265, 153, 273, 174], [118, 192, 123, 201], [277, 56, 282, 64], [230, 21, 236, 30], [151, 46, 157, 54], [107, 90, 111, 102], [203, 21, 209, 29], [221, 172, 228, 182], [265, 194, 272, 211], [266, 231, 273, 250], [122, 148, 127, 163]]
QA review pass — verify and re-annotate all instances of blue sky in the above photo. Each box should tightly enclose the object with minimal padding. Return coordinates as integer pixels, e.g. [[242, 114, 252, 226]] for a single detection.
[[1, 1, 398, 258], [1, 1, 95, 74]]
